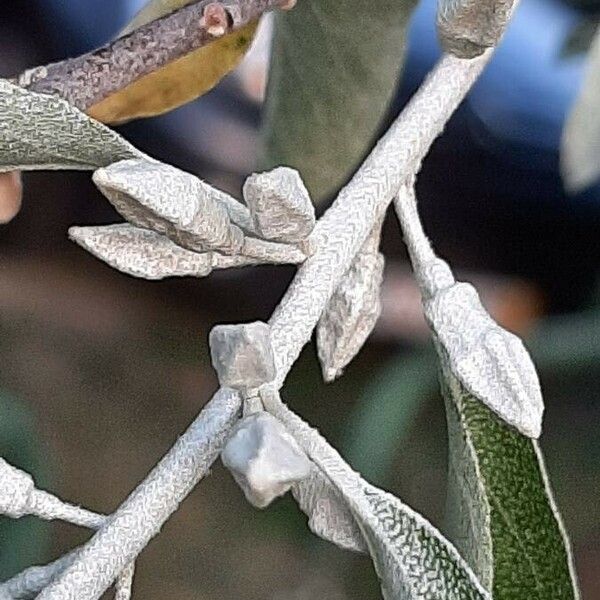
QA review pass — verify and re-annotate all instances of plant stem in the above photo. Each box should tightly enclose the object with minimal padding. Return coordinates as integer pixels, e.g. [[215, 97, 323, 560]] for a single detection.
[[36, 388, 241, 600], [268, 52, 490, 385], [18, 0, 284, 112], [34, 52, 491, 600]]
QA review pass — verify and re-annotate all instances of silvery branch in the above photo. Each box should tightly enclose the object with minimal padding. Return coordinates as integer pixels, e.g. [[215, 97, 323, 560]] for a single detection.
[[0, 0, 562, 599]]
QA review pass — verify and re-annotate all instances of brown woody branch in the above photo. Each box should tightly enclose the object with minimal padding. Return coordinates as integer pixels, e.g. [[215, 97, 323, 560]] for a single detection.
[[16, 0, 291, 112]]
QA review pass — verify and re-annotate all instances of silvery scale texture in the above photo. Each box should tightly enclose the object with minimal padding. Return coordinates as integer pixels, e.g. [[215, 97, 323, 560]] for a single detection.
[[221, 411, 312, 508], [0, 79, 143, 171], [425, 279, 544, 438], [291, 464, 368, 553], [1, 47, 503, 600], [69, 224, 213, 280], [93, 159, 246, 254], [68, 224, 298, 280], [437, 0, 518, 58], [243, 166, 316, 243], [317, 220, 384, 381], [394, 187, 544, 438], [70, 159, 308, 280], [209, 321, 277, 391]]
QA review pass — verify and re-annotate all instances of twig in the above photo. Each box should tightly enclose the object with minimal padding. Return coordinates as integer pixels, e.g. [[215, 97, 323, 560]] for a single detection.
[[36, 388, 241, 600], [393, 182, 435, 268], [17, 0, 285, 112], [35, 51, 491, 600], [267, 52, 490, 385]]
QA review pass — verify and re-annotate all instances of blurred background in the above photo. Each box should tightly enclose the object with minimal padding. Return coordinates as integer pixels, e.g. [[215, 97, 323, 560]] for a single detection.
[[1, 0, 599, 598]]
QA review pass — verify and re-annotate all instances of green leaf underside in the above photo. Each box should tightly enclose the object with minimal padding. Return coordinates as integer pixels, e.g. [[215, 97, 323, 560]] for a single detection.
[[443, 370, 580, 600], [261, 0, 417, 204], [273, 399, 489, 599], [359, 485, 489, 600]]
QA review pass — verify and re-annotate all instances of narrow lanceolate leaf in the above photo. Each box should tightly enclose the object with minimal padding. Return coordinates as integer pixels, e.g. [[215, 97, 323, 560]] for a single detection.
[[263, 390, 490, 600], [442, 366, 581, 599], [561, 26, 600, 192], [317, 249, 384, 381], [69, 224, 279, 279], [93, 159, 244, 253], [261, 0, 417, 203], [87, 0, 258, 124], [358, 483, 489, 600], [69, 224, 212, 279], [0, 79, 142, 172]]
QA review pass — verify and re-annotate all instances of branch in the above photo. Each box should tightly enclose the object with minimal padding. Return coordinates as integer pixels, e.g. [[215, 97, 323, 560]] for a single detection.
[[17, 0, 287, 112], [34, 51, 491, 600], [267, 52, 490, 385], [36, 388, 241, 600]]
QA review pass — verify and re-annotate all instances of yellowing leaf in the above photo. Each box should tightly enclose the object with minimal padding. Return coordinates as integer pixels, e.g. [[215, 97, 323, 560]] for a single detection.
[[87, 0, 258, 124]]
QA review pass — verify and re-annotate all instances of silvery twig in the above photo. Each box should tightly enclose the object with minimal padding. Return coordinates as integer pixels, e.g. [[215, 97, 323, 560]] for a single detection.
[[35, 52, 493, 600], [0, 459, 134, 600], [437, 0, 519, 58], [1, 552, 77, 600], [35, 388, 241, 600], [394, 184, 544, 438], [260, 386, 490, 599]]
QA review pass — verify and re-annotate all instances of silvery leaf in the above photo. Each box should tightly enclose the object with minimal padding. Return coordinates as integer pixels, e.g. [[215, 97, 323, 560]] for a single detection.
[[317, 250, 384, 381], [561, 26, 600, 192], [263, 391, 490, 600], [0, 79, 142, 171], [221, 412, 312, 509], [69, 224, 211, 280], [291, 466, 367, 553], [209, 322, 276, 391], [394, 188, 543, 438], [358, 483, 489, 600], [437, 0, 517, 58], [93, 159, 244, 253], [443, 366, 581, 598], [243, 167, 316, 243], [424, 276, 544, 438]]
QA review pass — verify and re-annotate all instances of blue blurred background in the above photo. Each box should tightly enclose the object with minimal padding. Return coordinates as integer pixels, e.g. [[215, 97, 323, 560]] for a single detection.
[[0, 1, 599, 598]]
